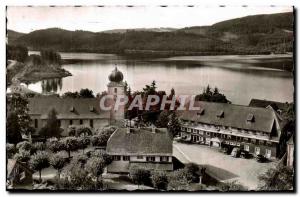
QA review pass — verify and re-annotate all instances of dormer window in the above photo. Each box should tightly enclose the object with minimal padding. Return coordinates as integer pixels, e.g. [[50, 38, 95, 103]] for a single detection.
[[217, 111, 224, 118], [70, 106, 75, 112], [247, 113, 255, 122], [89, 106, 95, 112], [197, 108, 205, 116]]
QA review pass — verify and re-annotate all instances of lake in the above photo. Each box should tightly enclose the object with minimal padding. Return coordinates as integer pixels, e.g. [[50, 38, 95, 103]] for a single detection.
[[27, 52, 294, 105]]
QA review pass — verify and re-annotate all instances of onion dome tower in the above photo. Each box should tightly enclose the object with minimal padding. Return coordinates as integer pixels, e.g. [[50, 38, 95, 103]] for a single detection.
[[107, 67, 126, 123]]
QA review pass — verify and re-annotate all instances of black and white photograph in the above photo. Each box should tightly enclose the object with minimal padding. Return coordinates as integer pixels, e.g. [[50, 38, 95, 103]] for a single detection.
[[5, 5, 295, 192]]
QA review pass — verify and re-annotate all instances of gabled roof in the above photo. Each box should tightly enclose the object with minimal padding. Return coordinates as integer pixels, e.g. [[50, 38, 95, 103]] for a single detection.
[[7, 159, 34, 178], [249, 99, 289, 111], [178, 101, 280, 133], [28, 96, 110, 119], [106, 128, 172, 156]]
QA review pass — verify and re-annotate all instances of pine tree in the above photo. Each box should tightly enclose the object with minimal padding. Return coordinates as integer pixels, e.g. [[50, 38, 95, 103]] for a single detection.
[[168, 112, 181, 137]]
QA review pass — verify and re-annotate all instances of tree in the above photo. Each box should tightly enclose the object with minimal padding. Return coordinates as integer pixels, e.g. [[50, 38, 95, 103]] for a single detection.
[[7, 45, 28, 62], [62, 91, 80, 98], [155, 110, 170, 128], [6, 112, 22, 144], [195, 85, 230, 103], [151, 171, 169, 190], [7, 94, 32, 134], [47, 137, 66, 153], [91, 127, 116, 147], [167, 112, 181, 137], [29, 151, 50, 182], [41, 50, 62, 65], [184, 163, 200, 183], [167, 169, 191, 190], [85, 157, 106, 189], [49, 152, 66, 180], [258, 165, 293, 191], [129, 168, 151, 188], [16, 141, 32, 152], [78, 136, 90, 154], [60, 161, 98, 190], [39, 108, 62, 139], [79, 88, 95, 98], [14, 149, 31, 163], [61, 137, 80, 158]]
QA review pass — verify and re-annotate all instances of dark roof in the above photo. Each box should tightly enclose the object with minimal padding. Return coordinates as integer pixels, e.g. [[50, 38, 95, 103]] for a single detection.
[[249, 99, 289, 111], [7, 159, 33, 178], [177, 101, 280, 133], [28, 96, 110, 119], [106, 128, 172, 156]]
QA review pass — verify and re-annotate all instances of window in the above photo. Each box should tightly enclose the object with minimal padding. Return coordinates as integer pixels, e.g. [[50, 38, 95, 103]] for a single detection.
[[137, 156, 143, 159], [265, 149, 271, 158], [80, 119, 83, 125], [146, 156, 155, 162], [34, 119, 38, 128], [244, 145, 250, 151], [113, 155, 121, 161], [90, 119, 93, 128], [58, 120, 61, 127], [160, 156, 169, 162], [123, 156, 130, 161], [255, 147, 260, 155], [114, 88, 117, 93], [69, 120, 73, 125]]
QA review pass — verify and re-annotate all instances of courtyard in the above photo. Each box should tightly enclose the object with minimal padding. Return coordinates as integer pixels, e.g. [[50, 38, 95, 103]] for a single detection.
[[173, 142, 278, 190]]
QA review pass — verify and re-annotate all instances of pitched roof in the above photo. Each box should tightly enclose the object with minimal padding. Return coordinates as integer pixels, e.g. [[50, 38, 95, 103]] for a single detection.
[[177, 101, 279, 133], [106, 128, 172, 156], [28, 96, 110, 119], [249, 99, 289, 111]]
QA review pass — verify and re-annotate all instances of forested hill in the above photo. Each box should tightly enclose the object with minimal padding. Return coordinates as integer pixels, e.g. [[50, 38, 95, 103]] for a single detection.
[[8, 12, 294, 56]]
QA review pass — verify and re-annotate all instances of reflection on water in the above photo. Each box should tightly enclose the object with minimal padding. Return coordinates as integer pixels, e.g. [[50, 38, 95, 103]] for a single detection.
[[41, 78, 62, 93], [27, 52, 294, 105]]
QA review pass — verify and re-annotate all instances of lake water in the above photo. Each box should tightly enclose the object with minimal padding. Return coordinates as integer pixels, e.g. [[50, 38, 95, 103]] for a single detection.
[[27, 52, 294, 105]]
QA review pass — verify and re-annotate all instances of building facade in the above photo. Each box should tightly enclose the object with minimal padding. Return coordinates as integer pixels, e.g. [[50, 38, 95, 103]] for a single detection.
[[178, 101, 285, 159], [106, 127, 173, 173], [27, 67, 125, 136]]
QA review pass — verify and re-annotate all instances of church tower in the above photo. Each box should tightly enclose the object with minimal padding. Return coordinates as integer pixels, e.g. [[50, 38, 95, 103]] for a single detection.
[[107, 67, 126, 123]]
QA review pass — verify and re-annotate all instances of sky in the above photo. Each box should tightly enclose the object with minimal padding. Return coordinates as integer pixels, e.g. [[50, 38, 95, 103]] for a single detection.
[[7, 6, 293, 33]]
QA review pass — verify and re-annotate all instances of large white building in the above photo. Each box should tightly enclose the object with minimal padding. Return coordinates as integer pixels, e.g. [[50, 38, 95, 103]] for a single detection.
[[27, 67, 126, 135]]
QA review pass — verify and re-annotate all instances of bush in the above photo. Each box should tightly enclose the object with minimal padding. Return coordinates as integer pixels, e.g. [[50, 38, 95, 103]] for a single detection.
[[14, 149, 31, 163], [16, 141, 31, 151], [167, 169, 191, 190], [129, 168, 151, 187], [32, 142, 46, 153], [6, 143, 16, 158], [151, 171, 169, 190], [47, 138, 66, 153]]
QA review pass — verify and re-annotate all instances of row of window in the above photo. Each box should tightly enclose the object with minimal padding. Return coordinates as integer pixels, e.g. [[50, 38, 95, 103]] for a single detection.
[[33, 119, 94, 128], [182, 124, 268, 136], [112, 155, 169, 162], [184, 127, 273, 146]]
